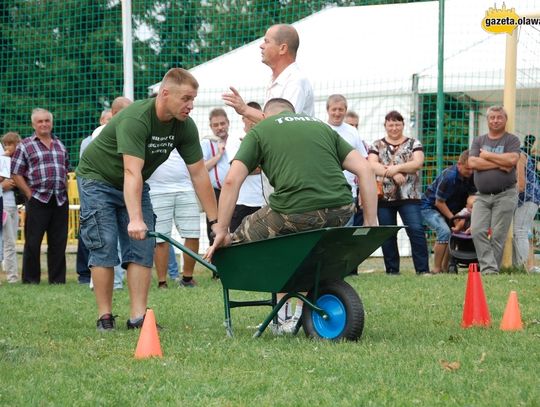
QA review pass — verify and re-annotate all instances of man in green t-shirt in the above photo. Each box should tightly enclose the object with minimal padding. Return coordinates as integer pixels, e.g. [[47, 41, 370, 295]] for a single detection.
[[76, 68, 218, 332], [205, 98, 378, 260]]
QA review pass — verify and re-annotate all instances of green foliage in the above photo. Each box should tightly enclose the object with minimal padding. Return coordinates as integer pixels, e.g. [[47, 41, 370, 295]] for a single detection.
[[0, 0, 124, 163], [420, 93, 476, 186], [0, 0, 431, 167]]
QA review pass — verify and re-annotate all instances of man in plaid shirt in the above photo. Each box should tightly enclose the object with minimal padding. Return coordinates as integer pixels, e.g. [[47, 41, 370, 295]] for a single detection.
[[11, 108, 70, 284]]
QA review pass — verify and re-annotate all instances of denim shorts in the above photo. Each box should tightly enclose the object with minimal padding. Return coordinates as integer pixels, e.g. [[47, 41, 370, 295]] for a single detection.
[[78, 177, 155, 269], [421, 208, 451, 243]]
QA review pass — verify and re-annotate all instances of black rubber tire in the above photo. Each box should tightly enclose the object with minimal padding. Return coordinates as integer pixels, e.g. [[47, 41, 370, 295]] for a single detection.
[[302, 279, 364, 341]]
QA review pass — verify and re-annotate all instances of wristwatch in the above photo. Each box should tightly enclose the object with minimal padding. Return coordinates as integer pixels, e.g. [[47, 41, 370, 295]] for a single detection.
[[208, 219, 218, 227]]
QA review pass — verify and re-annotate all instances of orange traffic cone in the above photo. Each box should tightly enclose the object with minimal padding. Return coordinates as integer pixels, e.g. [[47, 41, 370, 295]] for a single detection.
[[461, 263, 491, 328], [500, 291, 523, 331], [134, 309, 163, 359]]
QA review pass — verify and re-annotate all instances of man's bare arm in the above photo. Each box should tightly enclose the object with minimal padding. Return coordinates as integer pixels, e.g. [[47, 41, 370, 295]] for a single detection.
[[187, 159, 218, 221], [479, 150, 519, 168], [204, 160, 249, 261], [468, 156, 499, 171], [123, 154, 146, 240], [343, 150, 378, 226]]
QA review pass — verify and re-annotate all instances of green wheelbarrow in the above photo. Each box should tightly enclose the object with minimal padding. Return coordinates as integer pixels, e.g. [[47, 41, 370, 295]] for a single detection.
[[148, 226, 400, 341]]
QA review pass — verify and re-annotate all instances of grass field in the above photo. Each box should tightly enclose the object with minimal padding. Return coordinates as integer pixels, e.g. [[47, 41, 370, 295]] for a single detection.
[[0, 255, 539, 406]]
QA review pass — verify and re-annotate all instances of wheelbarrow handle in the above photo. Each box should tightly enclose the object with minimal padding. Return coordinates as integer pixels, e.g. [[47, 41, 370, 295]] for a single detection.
[[146, 231, 218, 274]]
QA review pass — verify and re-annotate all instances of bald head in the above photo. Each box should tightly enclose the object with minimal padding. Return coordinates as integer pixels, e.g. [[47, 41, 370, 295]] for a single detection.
[[269, 24, 300, 58], [263, 98, 295, 117], [111, 96, 132, 116]]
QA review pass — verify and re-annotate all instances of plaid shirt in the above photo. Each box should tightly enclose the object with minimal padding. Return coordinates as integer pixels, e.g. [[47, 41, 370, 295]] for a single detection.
[[11, 133, 70, 205]]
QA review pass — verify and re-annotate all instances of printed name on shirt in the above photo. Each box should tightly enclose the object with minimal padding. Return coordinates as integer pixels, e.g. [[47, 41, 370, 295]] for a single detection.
[[274, 115, 321, 125], [482, 144, 505, 154], [149, 134, 175, 154]]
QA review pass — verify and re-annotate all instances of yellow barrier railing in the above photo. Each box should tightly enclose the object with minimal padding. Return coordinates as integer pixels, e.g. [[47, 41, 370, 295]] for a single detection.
[[16, 172, 80, 246]]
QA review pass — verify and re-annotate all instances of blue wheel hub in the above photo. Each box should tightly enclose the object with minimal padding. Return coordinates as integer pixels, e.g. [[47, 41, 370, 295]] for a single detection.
[[312, 294, 346, 339]]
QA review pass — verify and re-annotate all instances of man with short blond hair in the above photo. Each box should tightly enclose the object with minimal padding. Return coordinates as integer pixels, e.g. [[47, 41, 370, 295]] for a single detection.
[[77, 68, 218, 331]]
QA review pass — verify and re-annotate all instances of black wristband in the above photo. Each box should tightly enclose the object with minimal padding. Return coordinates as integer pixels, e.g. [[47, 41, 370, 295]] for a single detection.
[[208, 219, 218, 227]]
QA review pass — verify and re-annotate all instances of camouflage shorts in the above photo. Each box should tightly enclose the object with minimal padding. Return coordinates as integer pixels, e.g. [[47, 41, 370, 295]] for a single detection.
[[232, 203, 355, 244]]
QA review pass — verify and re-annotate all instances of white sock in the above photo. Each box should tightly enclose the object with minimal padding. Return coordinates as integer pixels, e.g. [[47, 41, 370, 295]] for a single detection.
[[293, 302, 303, 319], [277, 300, 292, 322]]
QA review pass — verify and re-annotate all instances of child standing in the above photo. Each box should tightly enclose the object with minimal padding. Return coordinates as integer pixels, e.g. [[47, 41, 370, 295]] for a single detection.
[[2, 132, 21, 283]]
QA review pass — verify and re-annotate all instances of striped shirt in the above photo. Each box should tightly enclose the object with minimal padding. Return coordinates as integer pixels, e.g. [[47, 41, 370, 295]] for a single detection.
[[11, 133, 70, 205]]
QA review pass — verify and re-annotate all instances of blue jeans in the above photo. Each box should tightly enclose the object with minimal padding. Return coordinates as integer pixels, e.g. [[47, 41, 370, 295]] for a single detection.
[[168, 244, 179, 280], [421, 208, 451, 243], [79, 177, 156, 268], [378, 202, 429, 274]]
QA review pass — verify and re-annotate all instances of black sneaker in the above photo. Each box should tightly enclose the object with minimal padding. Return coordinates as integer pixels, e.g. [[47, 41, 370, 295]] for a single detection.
[[96, 313, 116, 332], [127, 314, 163, 331], [158, 281, 168, 289]]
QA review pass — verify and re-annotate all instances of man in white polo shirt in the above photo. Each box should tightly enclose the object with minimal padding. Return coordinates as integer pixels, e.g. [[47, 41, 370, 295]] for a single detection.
[[222, 23, 314, 123]]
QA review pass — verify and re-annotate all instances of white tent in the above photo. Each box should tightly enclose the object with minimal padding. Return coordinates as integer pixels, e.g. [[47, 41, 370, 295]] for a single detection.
[[159, 0, 540, 254], [151, 0, 540, 143]]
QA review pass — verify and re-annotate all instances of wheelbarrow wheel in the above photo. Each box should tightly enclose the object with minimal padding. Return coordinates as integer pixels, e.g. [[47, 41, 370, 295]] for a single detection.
[[302, 279, 364, 341]]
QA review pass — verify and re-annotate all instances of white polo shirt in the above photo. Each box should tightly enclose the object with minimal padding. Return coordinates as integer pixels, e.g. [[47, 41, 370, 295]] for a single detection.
[[228, 137, 265, 207], [329, 122, 368, 199], [266, 62, 314, 116], [146, 149, 194, 194]]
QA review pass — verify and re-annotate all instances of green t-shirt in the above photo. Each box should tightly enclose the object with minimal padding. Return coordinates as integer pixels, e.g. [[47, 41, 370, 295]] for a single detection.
[[235, 112, 353, 214], [76, 98, 202, 189]]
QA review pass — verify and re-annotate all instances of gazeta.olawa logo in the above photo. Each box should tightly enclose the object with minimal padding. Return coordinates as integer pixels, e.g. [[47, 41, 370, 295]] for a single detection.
[[482, 3, 539, 34]]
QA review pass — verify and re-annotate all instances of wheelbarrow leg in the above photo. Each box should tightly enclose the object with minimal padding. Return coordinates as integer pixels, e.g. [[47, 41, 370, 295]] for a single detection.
[[223, 288, 234, 337], [253, 293, 294, 338]]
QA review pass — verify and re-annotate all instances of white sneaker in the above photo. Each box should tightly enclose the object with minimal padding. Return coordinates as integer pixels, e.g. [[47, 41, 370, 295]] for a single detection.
[[529, 266, 540, 274], [253, 317, 295, 335], [269, 322, 285, 335], [280, 317, 300, 334]]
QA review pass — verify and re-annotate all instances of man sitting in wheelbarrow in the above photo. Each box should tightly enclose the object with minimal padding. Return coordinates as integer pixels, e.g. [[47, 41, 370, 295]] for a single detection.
[[205, 97, 378, 332]]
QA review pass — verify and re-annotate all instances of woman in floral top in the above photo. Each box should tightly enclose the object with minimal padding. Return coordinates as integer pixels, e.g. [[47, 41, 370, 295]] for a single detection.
[[368, 110, 430, 275]]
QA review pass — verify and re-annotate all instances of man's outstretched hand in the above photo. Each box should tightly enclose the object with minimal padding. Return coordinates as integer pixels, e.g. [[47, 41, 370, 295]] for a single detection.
[[222, 86, 247, 116]]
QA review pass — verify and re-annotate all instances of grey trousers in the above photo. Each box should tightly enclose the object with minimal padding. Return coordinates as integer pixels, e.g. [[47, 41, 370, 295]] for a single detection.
[[471, 187, 518, 273]]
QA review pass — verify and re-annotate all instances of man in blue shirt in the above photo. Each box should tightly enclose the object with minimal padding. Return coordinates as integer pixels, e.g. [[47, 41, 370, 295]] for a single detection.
[[421, 150, 475, 273]]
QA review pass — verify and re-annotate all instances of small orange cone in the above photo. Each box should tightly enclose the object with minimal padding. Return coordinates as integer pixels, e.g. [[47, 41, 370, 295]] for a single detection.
[[134, 309, 163, 359], [500, 291, 523, 331], [461, 263, 491, 328]]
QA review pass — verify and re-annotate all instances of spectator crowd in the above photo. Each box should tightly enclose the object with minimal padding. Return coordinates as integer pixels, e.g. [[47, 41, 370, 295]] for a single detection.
[[1, 24, 538, 333]]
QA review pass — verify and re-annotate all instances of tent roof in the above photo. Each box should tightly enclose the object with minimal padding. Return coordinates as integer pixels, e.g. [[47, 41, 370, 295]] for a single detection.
[[149, 0, 540, 101]]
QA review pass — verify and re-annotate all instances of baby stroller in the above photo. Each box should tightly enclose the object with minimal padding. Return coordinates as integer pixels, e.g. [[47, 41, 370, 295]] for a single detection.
[[447, 232, 477, 273], [447, 214, 478, 273]]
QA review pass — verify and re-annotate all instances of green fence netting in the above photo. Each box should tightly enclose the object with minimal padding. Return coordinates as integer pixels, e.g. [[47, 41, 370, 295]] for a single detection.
[[1, 0, 539, 250]]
